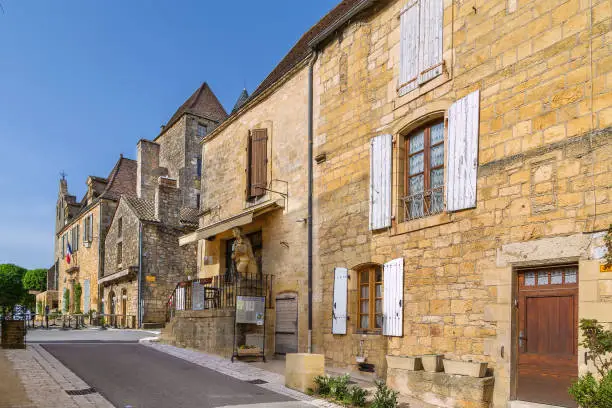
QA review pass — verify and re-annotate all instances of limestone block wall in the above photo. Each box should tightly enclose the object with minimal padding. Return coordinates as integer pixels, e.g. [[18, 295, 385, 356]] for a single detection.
[[103, 199, 140, 275], [311, 0, 611, 405]]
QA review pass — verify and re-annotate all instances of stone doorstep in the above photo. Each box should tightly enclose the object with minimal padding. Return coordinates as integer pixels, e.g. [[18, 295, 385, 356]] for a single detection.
[[507, 401, 567, 408]]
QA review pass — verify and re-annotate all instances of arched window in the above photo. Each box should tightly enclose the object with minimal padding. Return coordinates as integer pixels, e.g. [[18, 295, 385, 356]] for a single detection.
[[403, 120, 444, 220]]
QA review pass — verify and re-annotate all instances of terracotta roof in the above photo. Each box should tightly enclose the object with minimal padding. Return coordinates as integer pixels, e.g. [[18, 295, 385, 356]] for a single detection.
[[157, 82, 228, 139], [250, 0, 363, 100], [99, 157, 137, 201]]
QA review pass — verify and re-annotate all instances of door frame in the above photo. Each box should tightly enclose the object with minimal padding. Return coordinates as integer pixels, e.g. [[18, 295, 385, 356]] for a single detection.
[[510, 263, 579, 403], [274, 292, 298, 355]]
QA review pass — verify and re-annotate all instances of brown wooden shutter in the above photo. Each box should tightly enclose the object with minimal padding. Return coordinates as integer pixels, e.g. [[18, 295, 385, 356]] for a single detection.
[[246, 131, 252, 199], [250, 128, 268, 197]]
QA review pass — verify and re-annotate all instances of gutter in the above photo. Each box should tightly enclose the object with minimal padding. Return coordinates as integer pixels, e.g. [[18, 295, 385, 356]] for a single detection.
[[307, 50, 318, 354], [138, 221, 143, 328]]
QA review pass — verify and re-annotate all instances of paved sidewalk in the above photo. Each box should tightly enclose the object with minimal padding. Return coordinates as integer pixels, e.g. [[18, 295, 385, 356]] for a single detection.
[[140, 339, 342, 408], [3, 345, 114, 408], [0, 348, 34, 408]]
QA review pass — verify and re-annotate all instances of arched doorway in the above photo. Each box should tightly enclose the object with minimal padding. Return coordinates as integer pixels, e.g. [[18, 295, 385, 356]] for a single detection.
[[108, 291, 116, 326], [121, 289, 127, 327]]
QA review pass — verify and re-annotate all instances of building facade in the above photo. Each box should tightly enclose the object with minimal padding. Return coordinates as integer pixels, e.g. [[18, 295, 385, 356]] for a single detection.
[[100, 83, 225, 328], [310, 0, 612, 407], [54, 157, 137, 316]]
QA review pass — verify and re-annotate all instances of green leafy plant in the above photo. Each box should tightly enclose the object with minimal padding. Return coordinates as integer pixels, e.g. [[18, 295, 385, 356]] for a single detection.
[[604, 225, 612, 267], [329, 374, 350, 401], [568, 319, 612, 407], [63, 288, 70, 313], [348, 385, 368, 407], [371, 380, 398, 408], [36, 301, 43, 315], [0, 264, 27, 315], [313, 375, 331, 396], [23, 269, 47, 292], [73, 283, 82, 314]]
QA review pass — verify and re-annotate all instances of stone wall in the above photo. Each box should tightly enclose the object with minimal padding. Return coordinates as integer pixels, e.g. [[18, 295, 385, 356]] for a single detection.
[[312, 0, 611, 405], [104, 199, 140, 275], [161, 309, 236, 357]]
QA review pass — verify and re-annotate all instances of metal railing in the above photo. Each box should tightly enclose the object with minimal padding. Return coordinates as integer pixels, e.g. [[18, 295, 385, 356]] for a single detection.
[[401, 185, 444, 221], [92, 314, 137, 329], [166, 273, 274, 321]]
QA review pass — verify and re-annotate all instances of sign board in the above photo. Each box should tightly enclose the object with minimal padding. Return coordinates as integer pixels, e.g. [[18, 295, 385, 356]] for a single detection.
[[192, 281, 205, 310], [600, 264, 612, 273], [145, 275, 156, 282], [236, 296, 265, 325]]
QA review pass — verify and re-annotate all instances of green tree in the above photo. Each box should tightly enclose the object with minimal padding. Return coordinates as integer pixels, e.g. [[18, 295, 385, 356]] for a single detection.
[[23, 268, 47, 292], [73, 283, 82, 314], [0, 264, 27, 316]]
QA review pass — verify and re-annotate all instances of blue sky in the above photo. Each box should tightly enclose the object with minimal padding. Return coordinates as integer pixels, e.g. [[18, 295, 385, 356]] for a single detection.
[[0, 0, 337, 269]]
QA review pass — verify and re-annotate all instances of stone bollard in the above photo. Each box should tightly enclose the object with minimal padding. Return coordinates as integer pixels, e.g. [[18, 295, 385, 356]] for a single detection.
[[285, 353, 325, 393]]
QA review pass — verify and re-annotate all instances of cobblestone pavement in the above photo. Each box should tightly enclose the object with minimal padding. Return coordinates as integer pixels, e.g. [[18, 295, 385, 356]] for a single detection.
[[3, 345, 113, 408], [140, 339, 343, 408]]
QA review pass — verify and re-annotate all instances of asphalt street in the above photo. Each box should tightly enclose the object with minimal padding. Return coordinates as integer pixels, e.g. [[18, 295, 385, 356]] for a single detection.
[[43, 343, 296, 408]]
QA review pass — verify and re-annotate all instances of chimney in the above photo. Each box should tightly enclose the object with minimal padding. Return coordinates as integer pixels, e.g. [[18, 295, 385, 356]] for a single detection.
[[137, 140, 160, 202], [155, 177, 180, 226]]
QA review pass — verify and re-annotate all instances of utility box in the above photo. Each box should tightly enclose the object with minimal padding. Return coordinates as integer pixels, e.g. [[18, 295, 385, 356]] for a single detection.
[[1, 320, 26, 349]]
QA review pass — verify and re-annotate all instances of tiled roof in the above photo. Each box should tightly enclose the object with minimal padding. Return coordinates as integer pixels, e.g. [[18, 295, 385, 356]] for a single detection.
[[157, 82, 228, 139], [231, 88, 249, 114], [99, 157, 137, 201], [250, 0, 363, 100], [180, 207, 200, 226], [123, 196, 158, 223], [123, 196, 199, 227]]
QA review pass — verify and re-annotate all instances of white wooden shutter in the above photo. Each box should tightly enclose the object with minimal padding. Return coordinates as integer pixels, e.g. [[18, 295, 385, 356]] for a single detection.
[[332, 267, 348, 334], [176, 287, 185, 311], [383, 258, 404, 337], [369, 134, 392, 230], [418, 0, 444, 84], [399, 0, 420, 95], [447, 90, 480, 211], [83, 279, 90, 314]]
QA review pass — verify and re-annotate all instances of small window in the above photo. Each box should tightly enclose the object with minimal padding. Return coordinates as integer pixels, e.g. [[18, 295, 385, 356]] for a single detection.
[[197, 124, 207, 138], [196, 157, 202, 177], [403, 120, 444, 220], [117, 217, 123, 238], [117, 242, 122, 266], [196, 193, 200, 209], [358, 266, 383, 331]]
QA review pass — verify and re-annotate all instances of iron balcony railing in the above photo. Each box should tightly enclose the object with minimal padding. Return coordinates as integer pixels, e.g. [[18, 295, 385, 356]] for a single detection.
[[166, 272, 274, 321], [401, 185, 444, 221]]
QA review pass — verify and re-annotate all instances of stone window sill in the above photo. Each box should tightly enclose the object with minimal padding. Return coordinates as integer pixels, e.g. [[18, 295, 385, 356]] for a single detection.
[[391, 212, 452, 236], [355, 330, 383, 336], [394, 73, 451, 111]]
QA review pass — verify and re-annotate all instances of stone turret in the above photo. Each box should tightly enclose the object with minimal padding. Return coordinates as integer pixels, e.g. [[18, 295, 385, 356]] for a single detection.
[[137, 139, 167, 202]]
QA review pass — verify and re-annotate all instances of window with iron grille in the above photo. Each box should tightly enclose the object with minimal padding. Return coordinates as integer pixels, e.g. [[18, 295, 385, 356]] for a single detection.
[[403, 120, 444, 220], [358, 266, 383, 331]]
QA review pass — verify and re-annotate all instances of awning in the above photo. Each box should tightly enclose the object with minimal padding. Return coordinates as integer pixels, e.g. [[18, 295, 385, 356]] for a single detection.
[[179, 199, 284, 246], [99, 266, 138, 284]]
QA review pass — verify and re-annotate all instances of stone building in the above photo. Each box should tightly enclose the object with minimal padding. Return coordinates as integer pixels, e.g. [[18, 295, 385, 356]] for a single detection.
[[307, 0, 612, 407], [100, 83, 225, 328], [54, 156, 137, 315]]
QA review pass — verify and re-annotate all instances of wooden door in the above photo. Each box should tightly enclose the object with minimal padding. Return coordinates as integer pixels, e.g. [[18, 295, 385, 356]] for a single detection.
[[517, 266, 578, 407], [275, 294, 298, 355]]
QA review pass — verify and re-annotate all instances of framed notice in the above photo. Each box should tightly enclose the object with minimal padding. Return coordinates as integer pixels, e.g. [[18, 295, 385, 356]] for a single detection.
[[236, 296, 265, 324]]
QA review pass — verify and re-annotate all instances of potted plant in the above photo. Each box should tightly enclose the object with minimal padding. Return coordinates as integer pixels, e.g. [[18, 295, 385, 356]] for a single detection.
[[237, 344, 262, 355]]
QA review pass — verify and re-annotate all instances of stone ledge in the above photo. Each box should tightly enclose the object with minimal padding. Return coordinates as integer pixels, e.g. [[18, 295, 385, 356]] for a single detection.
[[387, 368, 495, 408]]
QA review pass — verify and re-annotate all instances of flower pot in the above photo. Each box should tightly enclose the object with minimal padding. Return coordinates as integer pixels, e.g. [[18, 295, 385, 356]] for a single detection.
[[386, 355, 423, 371], [356, 355, 366, 364], [420, 354, 444, 372], [443, 359, 488, 377], [237, 347, 262, 356]]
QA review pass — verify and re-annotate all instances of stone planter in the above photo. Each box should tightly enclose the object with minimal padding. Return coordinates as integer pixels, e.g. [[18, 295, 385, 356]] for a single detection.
[[420, 354, 444, 372], [443, 359, 488, 377], [237, 347, 262, 356], [386, 355, 423, 371]]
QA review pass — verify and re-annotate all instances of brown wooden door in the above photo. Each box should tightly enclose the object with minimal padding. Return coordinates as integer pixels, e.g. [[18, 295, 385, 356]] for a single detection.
[[517, 266, 578, 407], [275, 294, 298, 355]]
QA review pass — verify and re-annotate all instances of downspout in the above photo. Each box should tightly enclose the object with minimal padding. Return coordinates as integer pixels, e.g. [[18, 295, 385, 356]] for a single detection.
[[308, 49, 319, 354], [138, 221, 143, 328], [97, 204, 103, 313]]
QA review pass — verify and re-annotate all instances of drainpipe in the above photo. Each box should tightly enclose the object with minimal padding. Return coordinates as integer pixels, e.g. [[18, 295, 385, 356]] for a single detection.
[[308, 50, 319, 354], [138, 221, 143, 328]]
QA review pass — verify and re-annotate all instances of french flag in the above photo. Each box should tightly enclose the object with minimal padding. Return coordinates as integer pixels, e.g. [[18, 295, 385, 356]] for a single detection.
[[66, 243, 72, 264]]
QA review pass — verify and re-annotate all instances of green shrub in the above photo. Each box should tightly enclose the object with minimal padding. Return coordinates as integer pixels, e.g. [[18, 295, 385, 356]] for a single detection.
[[330, 374, 351, 400], [62, 289, 70, 313], [568, 319, 612, 407], [36, 301, 43, 315], [73, 283, 82, 314], [313, 375, 331, 396], [371, 380, 398, 408], [348, 385, 368, 407]]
